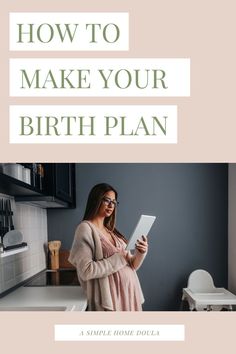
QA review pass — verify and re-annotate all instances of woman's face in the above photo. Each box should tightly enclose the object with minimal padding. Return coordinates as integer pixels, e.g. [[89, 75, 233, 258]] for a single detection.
[[97, 190, 117, 218]]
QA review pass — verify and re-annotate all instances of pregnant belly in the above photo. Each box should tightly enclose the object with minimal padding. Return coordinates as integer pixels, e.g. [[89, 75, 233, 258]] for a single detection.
[[108, 264, 143, 311], [110, 264, 139, 292]]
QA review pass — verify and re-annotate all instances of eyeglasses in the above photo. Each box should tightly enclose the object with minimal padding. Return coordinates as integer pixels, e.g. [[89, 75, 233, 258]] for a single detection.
[[102, 197, 119, 208]]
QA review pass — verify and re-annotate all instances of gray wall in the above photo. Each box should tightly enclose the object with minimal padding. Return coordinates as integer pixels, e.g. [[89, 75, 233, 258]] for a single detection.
[[228, 164, 236, 294], [47, 164, 228, 310]]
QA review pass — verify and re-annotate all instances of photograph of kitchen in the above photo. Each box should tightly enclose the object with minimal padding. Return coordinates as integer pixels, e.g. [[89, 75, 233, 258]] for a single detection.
[[0, 163, 236, 312]]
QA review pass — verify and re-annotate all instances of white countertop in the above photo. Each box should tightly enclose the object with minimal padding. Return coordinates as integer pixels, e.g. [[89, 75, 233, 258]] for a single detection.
[[0, 285, 87, 311]]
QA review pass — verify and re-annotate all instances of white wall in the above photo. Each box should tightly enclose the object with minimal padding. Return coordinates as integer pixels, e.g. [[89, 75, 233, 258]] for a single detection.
[[228, 164, 236, 294], [0, 196, 47, 294]]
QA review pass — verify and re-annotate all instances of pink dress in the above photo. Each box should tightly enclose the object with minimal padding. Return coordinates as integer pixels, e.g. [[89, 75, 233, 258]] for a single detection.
[[99, 231, 144, 311]]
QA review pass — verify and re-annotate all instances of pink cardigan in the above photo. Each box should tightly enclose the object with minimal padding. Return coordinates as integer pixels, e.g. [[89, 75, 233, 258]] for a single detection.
[[68, 221, 146, 311]]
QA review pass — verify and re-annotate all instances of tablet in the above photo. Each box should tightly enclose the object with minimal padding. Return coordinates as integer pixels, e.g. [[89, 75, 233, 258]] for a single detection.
[[126, 214, 156, 250]]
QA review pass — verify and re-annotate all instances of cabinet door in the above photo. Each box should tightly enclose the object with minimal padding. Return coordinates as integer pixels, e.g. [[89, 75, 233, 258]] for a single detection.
[[54, 164, 75, 204]]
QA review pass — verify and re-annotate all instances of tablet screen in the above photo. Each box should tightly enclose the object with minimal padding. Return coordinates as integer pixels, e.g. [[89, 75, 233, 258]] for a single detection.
[[126, 214, 156, 250]]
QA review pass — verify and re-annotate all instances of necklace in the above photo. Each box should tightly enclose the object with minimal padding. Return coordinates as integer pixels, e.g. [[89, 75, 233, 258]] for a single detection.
[[90, 221, 116, 245], [104, 226, 112, 234], [103, 227, 116, 245]]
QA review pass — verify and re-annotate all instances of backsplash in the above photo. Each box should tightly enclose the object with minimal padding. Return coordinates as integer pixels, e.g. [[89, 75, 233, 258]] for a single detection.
[[0, 195, 47, 294]]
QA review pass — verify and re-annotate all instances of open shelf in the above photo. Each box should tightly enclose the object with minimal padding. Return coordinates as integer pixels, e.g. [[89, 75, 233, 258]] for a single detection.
[[0, 163, 76, 209], [0, 173, 42, 197], [0, 246, 29, 258]]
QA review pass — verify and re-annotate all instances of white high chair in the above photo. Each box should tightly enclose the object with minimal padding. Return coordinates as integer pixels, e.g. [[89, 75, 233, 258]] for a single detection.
[[182, 269, 236, 311]]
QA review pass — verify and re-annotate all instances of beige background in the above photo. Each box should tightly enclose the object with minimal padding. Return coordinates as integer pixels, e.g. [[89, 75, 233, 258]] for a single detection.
[[1, 0, 236, 161], [1, 312, 236, 353], [1, 1, 236, 353]]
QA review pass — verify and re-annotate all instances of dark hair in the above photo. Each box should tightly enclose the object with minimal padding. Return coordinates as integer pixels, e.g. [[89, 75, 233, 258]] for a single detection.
[[83, 183, 127, 243]]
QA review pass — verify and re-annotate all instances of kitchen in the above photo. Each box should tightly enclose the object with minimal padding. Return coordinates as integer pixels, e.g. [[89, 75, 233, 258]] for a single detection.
[[0, 163, 236, 311], [0, 163, 86, 311]]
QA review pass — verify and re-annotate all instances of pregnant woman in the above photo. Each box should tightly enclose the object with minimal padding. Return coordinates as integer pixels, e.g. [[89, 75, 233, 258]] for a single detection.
[[69, 183, 148, 311]]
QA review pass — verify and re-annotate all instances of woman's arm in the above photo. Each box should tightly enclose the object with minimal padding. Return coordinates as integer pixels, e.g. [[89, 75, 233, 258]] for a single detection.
[[126, 235, 148, 270], [69, 223, 127, 282]]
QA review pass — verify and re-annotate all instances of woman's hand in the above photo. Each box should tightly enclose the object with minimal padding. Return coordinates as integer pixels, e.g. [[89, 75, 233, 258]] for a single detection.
[[135, 235, 148, 254]]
